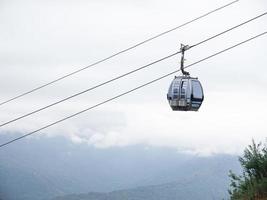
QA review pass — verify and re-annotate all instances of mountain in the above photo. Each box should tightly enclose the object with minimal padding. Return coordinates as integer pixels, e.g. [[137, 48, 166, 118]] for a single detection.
[[0, 133, 241, 200], [52, 180, 229, 200]]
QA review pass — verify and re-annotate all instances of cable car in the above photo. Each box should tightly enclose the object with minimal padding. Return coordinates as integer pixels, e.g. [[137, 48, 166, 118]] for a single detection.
[[167, 44, 204, 111], [167, 76, 204, 111]]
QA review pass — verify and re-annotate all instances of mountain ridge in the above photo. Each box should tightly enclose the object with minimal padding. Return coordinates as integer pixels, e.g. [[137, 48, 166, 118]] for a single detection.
[[0, 134, 241, 200]]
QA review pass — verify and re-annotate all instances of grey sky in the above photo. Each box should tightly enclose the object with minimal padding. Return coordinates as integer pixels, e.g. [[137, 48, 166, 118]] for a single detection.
[[0, 0, 266, 155]]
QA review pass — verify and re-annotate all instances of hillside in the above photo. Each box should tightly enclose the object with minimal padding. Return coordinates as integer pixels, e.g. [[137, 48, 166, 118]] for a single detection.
[[52, 177, 231, 200], [0, 134, 241, 200]]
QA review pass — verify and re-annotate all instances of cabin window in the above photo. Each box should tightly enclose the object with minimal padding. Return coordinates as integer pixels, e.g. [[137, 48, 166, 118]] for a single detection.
[[180, 81, 187, 99], [192, 80, 203, 99], [168, 83, 173, 95]]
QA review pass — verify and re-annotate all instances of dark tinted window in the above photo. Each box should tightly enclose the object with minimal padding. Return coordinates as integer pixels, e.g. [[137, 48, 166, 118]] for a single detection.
[[192, 80, 203, 99], [168, 82, 173, 95]]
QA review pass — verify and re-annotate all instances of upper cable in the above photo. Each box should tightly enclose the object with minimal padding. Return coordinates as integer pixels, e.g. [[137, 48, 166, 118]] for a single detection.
[[0, 31, 266, 148], [0, 0, 239, 106], [0, 11, 266, 128]]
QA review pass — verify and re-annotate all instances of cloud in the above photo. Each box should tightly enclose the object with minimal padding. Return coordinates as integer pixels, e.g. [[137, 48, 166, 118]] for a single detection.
[[22, 87, 264, 155], [0, 0, 266, 155]]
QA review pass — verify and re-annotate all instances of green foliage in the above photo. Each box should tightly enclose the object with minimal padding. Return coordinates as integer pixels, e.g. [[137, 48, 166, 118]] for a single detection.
[[229, 139, 267, 200]]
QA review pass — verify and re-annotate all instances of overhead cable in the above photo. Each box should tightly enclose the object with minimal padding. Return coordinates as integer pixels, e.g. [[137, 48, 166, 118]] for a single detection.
[[0, 0, 239, 107], [0, 31, 266, 148], [0, 11, 266, 128]]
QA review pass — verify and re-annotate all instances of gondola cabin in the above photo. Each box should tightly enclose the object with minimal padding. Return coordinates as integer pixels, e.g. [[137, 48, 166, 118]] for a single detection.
[[167, 76, 204, 111]]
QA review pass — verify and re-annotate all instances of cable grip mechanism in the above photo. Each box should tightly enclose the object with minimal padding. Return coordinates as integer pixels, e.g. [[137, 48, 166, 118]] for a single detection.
[[180, 44, 191, 76]]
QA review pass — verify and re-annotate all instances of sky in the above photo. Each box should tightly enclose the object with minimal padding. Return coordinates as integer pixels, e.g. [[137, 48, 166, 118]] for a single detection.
[[0, 0, 266, 155]]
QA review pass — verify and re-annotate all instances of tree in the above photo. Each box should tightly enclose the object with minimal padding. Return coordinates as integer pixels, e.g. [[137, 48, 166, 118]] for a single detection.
[[228, 139, 267, 200]]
